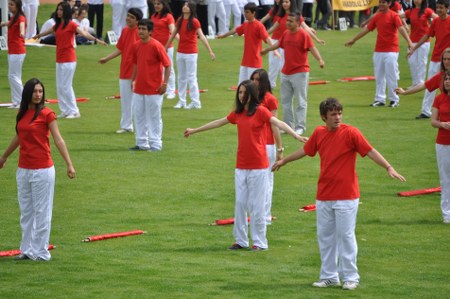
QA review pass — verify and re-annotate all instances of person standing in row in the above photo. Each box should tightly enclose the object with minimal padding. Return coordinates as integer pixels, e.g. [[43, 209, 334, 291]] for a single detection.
[[0, 78, 76, 261], [99, 8, 142, 134], [165, 1, 215, 110], [0, 0, 26, 109], [22, 0, 39, 39], [87, 0, 104, 40], [34, 1, 106, 119]]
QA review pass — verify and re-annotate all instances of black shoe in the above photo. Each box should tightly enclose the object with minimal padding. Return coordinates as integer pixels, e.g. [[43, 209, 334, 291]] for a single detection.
[[129, 146, 144, 151], [228, 243, 248, 250], [370, 101, 385, 107], [14, 254, 30, 260], [389, 101, 399, 108], [415, 113, 430, 119]]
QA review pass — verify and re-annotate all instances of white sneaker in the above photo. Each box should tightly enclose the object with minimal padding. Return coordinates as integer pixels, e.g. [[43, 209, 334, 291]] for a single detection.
[[342, 281, 358, 290], [173, 101, 186, 109], [166, 93, 176, 100], [312, 279, 340, 288], [66, 113, 81, 119], [116, 129, 133, 134], [295, 128, 304, 135], [57, 113, 68, 118], [186, 102, 201, 109], [443, 219, 450, 224]]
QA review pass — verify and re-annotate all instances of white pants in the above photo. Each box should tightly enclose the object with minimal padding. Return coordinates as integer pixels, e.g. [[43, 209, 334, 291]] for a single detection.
[[316, 199, 360, 283], [56, 62, 79, 116], [421, 61, 440, 117], [408, 42, 430, 86], [436, 144, 450, 221], [280, 71, 309, 131], [119, 79, 133, 130], [133, 93, 163, 150], [234, 168, 268, 248], [268, 39, 284, 88], [224, 3, 241, 30], [111, 1, 127, 38], [208, 1, 227, 35], [238, 66, 259, 85], [23, 3, 39, 39], [166, 47, 176, 97], [176, 52, 200, 105], [8, 54, 25, 106], [373, 52, 400, 104], [16, 166, 55, 261], [265, 144, 276, 223]]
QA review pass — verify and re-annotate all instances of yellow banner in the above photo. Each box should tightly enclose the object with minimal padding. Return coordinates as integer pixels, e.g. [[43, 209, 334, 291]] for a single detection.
[[332, 0, 379, 11]]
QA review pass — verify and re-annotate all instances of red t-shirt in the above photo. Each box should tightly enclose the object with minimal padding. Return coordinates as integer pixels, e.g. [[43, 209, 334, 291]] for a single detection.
[[425, 71, 444, 93], [261, 92, 278, 145], [7, 15, 26, 54], [227, 106, 273, 169], [17, 107, 57, 169], [390, 1, 402, 12], [405, 8, 434, 42], [279, 29, 313, 75], [151, 13, 175, 48], [54, 21, 78, 63], [116, 26, 139, 79], [433, 93, 450, 145], [428, 16, 450, 62], [235, 20, 269, 68], [176, 17, 201, 54], [303, 124, 373, 200], [132, 38, 171, 95], [272, 14, 287, 40], [367, 10, 403, 53]]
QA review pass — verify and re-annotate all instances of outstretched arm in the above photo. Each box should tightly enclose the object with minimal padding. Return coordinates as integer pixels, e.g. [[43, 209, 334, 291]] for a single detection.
[[98, 49, 122, 64], [261, 40, 280, 56], [0, 135, 20, 169], [76, 27, 107, 45], [345, 26, 370, 47], [272, 147, 307, 171], [395, 82, 426, 95], [269, 117, 308, 143], [184, 117, 229, 137], [366, 149, 406, 181], [217, 28, 237, 39], [301, 22, 325, 45]]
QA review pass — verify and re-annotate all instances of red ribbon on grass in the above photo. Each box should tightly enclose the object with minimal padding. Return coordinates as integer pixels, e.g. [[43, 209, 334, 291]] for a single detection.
[[82, 230, 145, 242], [397, 187, 441, 197], [0, 245, 55, 257]]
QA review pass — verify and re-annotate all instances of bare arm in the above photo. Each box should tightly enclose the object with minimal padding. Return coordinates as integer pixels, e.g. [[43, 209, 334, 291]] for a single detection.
[[261, 40, 280, 55], [366, 149, 406, 181], [270, 109, 283, 161], [98, 49, 122, 64], [309, 46, 325, 68], [272, 147, 307, 171], [431, 107, 450, 130], [49, 121, 76, 179], [408, 33, 429, 56], [165, 26, 179, 49], [197, 28, 215, 60], [269, 117, 308, 143], [33, 27, 54, 39], [0, 135, 20, 169], [395, 82, 426, 95], [260, 13, 272, 24], [76, 27, 107, 45], [157, 65, 171, 95], [217, 28, 237, 39], [345, 26, 370, 47], [184, 117, 229, 137], [398, 25, 413, 49], [267, 21, 279, 35], [20, 21, 26, 38], [301, 22, 325, 45]]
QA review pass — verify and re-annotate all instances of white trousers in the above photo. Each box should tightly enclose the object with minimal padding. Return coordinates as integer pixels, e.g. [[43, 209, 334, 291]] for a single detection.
[[16, 166, 55, 261], [436, 144, 450, 221], [265, 144, 276, 223], [268, 39, 284, 88], [234, 168, 268, 248], [280, 71, 309, 131], [408, 42, 430, 86], [23, 3, 39, 39], [207, 1, 227, 35], [56, 62, 79, 116], [111, 2, 127, 37], [316, 199, 360, 283], [8, 54, 25, 106], [133, 93, 163, 150], [166, 47, 176, 97], [421, 61, 440, 117], [238, 66, 259, 85], [176, 52, 200, 105], [224, 3, 242, 30], [119, 79, 133, 130], [373, 52, 400, 104]]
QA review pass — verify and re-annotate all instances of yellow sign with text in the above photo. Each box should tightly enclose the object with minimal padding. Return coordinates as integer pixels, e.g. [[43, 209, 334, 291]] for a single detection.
[[332, 0, 379, 11]]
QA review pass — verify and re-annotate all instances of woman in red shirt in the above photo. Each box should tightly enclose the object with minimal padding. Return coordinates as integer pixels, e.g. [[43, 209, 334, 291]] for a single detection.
[[0, 0, 26, 108], [431, 70, 450, 224], [184, 80, 306, 251], [34, 1, 106, 119], [0, 78, 76, 261], [151, 0, 176, 99]]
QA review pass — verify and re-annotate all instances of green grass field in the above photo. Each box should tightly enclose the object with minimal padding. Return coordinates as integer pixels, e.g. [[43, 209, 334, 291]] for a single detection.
[[0, 4, 449, 298]]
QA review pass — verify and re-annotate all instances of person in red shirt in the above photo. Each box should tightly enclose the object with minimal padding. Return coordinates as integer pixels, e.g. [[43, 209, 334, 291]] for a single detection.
[[165, 1, 215, 109], [151, 0, 176, 99], [217, 3, 274, 85], [408, 0, 450, 119], [401, 0, 437, 87], [273, 98, 406, 290], [129, 19, 171, 152], [0, 0, 26, 108], [261, 12, 325, 136], [99, 8, 142, 134], [346, 0, 412, 108], [0, 78, 76, 261], [431, 70, 450, 224], [184, 80, 306, 251], [34, 1, 106, 119]]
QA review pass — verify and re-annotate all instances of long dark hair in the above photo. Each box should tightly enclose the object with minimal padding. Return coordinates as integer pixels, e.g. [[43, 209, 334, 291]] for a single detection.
[[235, 80, 259, 116], [251, 69, 272, 104], [16, 78, 46, 133], [414, 0, 428, 17], [443, 70, 450, 94], [271, 0, 281, 20], [153, 0, 172, 18], [441, 47, 450, 72], [54, 1, 72, 31], [279, 0, 297, 18], [176, 2, 197, 32], [8, 0, 25, 28]]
